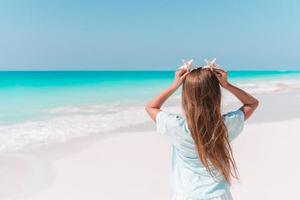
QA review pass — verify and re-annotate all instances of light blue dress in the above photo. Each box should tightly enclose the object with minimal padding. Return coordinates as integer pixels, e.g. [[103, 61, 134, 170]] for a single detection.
[[156, 109, 245, 200]]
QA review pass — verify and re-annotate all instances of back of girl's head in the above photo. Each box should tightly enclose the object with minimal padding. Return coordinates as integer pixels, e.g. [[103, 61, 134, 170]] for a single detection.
[[182, 68, 221, 112], [181, 68, 238, 184]]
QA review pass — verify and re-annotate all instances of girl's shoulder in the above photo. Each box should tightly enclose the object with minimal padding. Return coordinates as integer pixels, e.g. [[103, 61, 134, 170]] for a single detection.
[[156, 109, 245, 143], [156, 110, 186, 129], [156, 110, 187, 136], [156, 110, 192, 148], [223, 109, 245, 141]]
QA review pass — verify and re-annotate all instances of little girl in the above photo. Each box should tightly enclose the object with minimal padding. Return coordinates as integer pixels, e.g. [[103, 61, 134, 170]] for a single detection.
[[145, 64, 259, 200]]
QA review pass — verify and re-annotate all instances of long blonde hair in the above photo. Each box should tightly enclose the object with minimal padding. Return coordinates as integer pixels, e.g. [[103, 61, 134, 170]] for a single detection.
[[181, 68, 238, 184]]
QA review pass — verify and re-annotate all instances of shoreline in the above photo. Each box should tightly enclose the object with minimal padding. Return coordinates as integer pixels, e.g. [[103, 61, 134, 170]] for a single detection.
[[0, 88, 299, 153], [5, 89, 299, 155]]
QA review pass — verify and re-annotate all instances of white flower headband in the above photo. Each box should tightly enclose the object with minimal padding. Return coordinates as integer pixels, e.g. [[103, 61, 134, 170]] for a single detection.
[[178, 58, 220, 72]]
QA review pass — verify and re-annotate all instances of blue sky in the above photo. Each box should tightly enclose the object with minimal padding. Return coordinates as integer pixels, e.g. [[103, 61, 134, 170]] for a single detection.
[[0, 0, 299, 70]]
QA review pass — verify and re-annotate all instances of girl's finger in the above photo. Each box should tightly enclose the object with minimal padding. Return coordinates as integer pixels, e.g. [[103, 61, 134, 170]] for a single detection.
[[213, 70, 222, 77], [178, 68, 187, 76], [213, 68, 226, 74], [175, 70, 182, 76], [181, 71, 189, 79]]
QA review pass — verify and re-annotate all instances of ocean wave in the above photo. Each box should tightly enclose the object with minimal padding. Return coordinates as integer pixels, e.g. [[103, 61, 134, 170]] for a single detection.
[[237, 78, 300, 94], [0, 103, 182, 152]]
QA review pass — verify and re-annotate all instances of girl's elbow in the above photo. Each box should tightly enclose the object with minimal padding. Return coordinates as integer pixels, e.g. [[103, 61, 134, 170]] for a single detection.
[[145, 103, 154, 113], [253, 99, 259, 109]]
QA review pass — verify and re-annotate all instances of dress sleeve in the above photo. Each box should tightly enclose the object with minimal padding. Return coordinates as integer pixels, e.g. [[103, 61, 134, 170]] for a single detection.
[[223, 109, 245, 141], [156, 110, 184, 145]]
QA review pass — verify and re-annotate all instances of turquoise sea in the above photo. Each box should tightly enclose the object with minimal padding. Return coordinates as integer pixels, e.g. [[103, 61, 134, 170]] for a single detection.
[[0, 70, 299, 152]]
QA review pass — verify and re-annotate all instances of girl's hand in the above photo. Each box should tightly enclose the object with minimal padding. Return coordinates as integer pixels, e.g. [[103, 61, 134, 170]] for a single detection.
[[213, 68, 229, 88], [172, 68, 189, 89], [145, 68, 189, 122]]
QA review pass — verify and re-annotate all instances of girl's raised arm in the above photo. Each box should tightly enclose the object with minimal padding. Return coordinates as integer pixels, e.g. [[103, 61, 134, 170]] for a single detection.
[[145, 69, 189, 122], [213, 68, 259, 121]]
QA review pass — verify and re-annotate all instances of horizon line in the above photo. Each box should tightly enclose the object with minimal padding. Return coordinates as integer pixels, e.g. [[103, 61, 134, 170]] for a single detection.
[[0, 69, 299, 72]]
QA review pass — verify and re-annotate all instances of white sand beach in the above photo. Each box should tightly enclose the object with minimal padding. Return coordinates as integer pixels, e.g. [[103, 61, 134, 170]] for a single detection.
[[0, 90, 299, 200]]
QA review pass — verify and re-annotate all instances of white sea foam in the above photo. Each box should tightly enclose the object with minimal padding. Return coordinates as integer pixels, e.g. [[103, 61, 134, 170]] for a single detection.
[[236, 78, 300, 94], [0, 78, 299, 152], [0, 102, 184, 152], [0, 105, 139, 152]]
